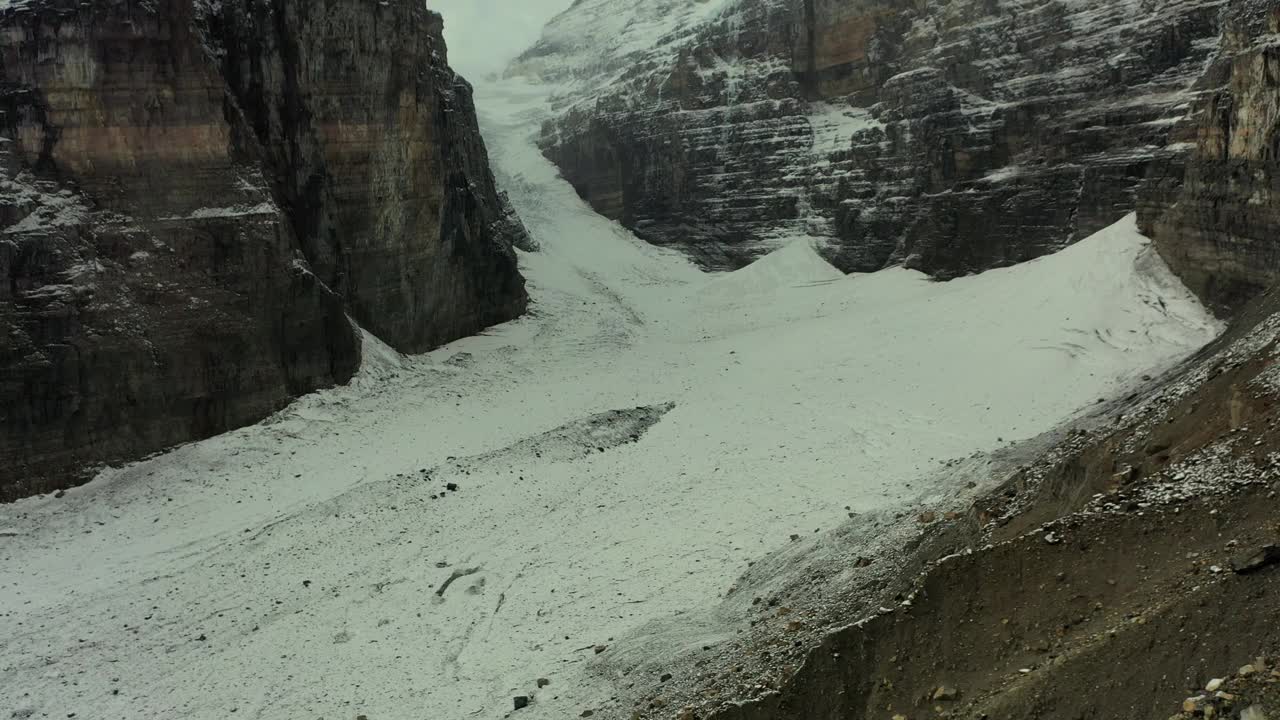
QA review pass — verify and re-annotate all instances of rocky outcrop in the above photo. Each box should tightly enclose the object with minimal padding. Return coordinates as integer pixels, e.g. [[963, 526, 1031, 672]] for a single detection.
[[0, 0, 527, 501], [213, 0, 528, 351], [522, 0, 1225, 275], [1139, 0, 1280, 315]]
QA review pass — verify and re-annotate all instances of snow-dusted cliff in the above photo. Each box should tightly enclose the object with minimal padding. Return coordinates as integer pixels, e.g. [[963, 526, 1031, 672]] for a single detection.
[[517, 0, 1225, 276]]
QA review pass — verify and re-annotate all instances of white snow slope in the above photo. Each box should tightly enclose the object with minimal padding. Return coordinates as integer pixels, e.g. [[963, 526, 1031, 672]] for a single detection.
[[0, 77, 1220, 719], [428, 0, 574, 79]]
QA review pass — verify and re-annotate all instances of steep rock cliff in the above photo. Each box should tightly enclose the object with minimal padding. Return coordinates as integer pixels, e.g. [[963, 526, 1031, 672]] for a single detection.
[[1139, 0, 1280, 315], [212, 0, 529, 351], [522, 0, 1225, 275], [0, 0, 527, 500]]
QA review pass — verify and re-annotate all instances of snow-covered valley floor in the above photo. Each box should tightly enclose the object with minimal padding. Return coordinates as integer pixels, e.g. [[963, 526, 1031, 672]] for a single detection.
[[0, 78, 1222, 720]]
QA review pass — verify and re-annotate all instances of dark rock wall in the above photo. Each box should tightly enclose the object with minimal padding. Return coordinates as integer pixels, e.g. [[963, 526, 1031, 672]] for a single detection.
[[531, 0, 1225, 276], [1139, 0, 1280, 315], [213, 0, 528, 351], [0, 0, 527, 501]]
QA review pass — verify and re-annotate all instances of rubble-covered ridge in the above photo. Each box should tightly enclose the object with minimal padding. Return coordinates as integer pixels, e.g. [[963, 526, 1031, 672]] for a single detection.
[[0, 0, 528, 500], [519, 0, 1225, 275]]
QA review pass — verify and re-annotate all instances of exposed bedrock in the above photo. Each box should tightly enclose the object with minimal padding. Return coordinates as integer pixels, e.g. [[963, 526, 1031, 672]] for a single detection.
[[0, 0, 527, 500], [1140, 0, 1280, 315], [526, 0, 1225, 275]]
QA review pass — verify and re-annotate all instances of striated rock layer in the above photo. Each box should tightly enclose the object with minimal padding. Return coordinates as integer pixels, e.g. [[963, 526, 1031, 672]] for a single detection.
[[1140, 0, 1280, 315], [522, 0, 1225, 275], [0, 0, 527, 501], [214, 0, 529, 351]]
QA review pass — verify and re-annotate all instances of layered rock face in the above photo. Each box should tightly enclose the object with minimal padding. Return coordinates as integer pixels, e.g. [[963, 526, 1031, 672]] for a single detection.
[[0, 0, 527, 500], [1139, 0, 1280, 315], [214, 0, 529, 350], [523, 0, 1225, 275]]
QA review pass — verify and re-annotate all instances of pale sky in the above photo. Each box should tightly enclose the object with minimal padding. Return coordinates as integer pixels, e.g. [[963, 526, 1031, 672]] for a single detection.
[[429, 0, 575, 79]]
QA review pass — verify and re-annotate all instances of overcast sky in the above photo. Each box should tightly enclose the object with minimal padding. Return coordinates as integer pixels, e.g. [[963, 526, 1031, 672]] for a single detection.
[[430, 0, 575, 79]]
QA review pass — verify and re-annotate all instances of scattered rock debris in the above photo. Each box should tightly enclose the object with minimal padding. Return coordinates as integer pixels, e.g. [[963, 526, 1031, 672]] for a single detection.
[[1172, 655, 1278, 719]]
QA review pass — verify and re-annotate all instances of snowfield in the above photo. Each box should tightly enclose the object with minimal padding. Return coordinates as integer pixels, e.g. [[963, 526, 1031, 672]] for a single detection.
[[0, 75, 1221, 720]]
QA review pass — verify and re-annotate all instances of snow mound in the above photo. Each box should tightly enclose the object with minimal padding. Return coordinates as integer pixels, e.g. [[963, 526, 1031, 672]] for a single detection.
[[694, 236, 844, 303], [354, 327, 406, 380]]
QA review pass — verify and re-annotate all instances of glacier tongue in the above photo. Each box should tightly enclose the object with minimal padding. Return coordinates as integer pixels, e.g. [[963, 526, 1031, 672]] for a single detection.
[[0, 66, 1222, 720]]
